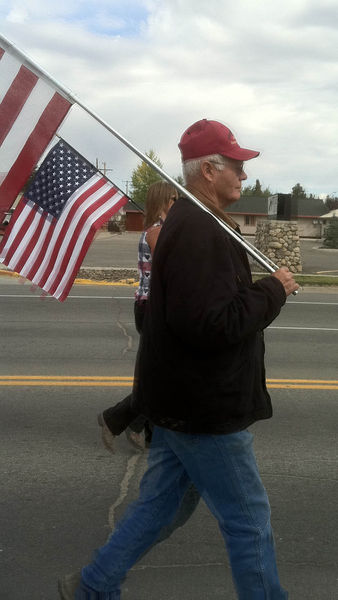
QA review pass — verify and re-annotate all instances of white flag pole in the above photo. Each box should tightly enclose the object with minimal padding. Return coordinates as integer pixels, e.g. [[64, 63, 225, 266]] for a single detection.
[[0, 33, 279, 274]]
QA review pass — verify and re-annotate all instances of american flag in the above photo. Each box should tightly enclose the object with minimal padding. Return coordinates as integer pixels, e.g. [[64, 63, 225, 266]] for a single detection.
[[0, 139, 128, 301], [0, 37, 72, 222]]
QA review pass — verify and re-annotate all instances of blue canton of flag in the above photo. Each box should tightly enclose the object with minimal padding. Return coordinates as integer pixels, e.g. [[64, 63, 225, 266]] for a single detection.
[[26, 141, 96, 218]]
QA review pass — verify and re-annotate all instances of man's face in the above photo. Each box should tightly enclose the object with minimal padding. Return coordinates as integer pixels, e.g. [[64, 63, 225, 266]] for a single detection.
[[212, 158, 247, 208]]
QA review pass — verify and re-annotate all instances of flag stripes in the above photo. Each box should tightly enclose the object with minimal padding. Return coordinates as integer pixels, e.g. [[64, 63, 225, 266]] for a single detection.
[[0, 199, 34, 263], [54, 194, 127, 301], [43, 182, 113, 291], [0, 45, 72, 221], [29, 175, 104, 287], [0, 65, 38, 145], [5, 202, 47, 270]]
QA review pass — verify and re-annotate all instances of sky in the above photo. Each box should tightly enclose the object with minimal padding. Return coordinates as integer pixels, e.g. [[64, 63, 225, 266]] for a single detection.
[[1, 0, 338, 198]]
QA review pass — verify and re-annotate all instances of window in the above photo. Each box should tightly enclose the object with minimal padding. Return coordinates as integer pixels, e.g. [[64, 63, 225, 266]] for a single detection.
[[245, 215, 255, 226]]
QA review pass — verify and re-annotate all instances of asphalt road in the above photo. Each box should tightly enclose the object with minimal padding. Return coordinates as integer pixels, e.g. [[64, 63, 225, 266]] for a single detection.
[[0, 279, 337, 599]]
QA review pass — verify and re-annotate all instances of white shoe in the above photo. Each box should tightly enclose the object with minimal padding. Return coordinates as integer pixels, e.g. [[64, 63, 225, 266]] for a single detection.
[[125, 427, 146, 451], [97, 413, 116, 453]]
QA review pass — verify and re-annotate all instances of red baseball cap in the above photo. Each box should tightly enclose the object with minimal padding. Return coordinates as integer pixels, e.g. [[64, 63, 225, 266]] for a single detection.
[[178, 119, 259, 161]]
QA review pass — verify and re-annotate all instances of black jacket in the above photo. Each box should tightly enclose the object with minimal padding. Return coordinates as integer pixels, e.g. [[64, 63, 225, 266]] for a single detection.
[[132, 197, 286, 434]]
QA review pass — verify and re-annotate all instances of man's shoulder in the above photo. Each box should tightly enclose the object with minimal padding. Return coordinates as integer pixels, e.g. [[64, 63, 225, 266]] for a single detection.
[[168, 196, 220, 230], [156, 196, 231, 262]]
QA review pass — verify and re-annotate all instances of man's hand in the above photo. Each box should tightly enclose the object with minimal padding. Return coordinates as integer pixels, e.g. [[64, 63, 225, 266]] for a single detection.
[[271, 267, 299, 297]]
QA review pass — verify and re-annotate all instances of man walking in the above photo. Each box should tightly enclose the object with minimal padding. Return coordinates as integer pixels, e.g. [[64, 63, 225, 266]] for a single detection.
[[60, 118, 298, 599]]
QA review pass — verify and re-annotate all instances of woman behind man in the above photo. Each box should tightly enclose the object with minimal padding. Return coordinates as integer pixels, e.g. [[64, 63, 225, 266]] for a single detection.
[[98, 180, 178, 451], [58, 181, 201, 599]]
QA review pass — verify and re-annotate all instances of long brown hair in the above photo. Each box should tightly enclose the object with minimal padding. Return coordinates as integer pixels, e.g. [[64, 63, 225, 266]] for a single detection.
[[144, 181, 178, 229]]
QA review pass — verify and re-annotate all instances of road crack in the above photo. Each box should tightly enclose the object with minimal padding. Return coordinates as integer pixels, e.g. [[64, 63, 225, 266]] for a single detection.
[[116, 319, 133, 356], [108, 453, 142, 530]]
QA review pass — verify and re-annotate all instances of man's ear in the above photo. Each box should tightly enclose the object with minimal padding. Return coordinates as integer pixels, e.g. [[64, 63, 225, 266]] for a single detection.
[[200, 160, 215, 182]]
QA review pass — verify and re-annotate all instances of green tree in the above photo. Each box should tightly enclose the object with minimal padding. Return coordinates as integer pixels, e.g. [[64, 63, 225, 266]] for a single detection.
[[241, 180, 271, 197], [323, 217, 338, 248], [291, 183, 307, 198], [174, 174, 184, 186], [241, 184, 253, 196], [262, 187, 272, 197], [253, 179, 262, 195], [131, 150, 163, 207], [325, 196, 338, 211]]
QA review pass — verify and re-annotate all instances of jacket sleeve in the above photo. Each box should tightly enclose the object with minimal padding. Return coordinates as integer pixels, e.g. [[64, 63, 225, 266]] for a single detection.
[[162, 210, 286, 351]]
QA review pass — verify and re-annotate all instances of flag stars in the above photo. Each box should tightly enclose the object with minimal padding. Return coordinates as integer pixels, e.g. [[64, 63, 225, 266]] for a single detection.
[[25, 140, 97, 219]]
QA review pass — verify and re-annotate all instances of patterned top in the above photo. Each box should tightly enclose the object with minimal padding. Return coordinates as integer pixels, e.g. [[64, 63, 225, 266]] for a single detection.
[[135, 220, 162, 302]]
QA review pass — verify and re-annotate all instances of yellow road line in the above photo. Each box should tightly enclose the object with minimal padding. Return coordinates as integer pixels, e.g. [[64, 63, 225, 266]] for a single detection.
[[0, 377, 337, 390], [74, 279, 138, 287], [268, 384, 338, 390], [0, 382, 133, 386], [0, 271, 139, 287], [0, 375, 133, 380], [268, 378, 338, 384], [0, 376, 335, 382], [0, 375, 134, 387], [0, 384, 336, 389]]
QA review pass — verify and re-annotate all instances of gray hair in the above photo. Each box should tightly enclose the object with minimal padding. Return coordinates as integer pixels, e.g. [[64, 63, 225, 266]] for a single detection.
[[182, 154, 227, 183]]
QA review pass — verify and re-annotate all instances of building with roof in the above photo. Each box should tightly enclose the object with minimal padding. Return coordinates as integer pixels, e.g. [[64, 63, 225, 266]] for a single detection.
[[228, 196, 327, 238], [123, 200, 144, 231], [318, 207, 338, 238], [117, 195, 328, 238], [319, 208, 338, 219]]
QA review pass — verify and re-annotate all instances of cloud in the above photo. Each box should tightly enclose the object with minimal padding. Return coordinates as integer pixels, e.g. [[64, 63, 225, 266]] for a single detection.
[[1, 0, 338, 196], [3, 1, 149, 34], [6, 7, 29, 23]]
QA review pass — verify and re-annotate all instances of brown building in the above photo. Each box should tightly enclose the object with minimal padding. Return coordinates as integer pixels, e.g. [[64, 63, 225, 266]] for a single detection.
[[123, 201, 144, 231]]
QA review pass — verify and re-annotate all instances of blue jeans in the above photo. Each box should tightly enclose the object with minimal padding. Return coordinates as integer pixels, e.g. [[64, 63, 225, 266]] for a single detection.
[[76, 427, 288, 599]]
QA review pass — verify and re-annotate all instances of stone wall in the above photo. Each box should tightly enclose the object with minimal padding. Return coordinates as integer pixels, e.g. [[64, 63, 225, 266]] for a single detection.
[[254, 220, 302, 273]]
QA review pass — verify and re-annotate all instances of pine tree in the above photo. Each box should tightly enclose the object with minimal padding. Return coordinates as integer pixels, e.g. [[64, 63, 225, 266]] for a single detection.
[[241, 181, 271, 197], [291, 183, 307, 198], [325, 197, 338, 211], [174, 174, 184, 186], [253, 179, 262, 195]]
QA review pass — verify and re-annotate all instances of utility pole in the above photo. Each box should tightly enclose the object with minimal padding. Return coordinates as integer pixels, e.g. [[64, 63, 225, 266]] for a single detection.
[[95, 158, 113, 177], [123, 180, 131, 195]]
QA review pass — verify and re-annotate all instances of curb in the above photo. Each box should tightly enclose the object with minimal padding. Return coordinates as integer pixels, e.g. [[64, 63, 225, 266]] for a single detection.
[[1, 266, 338, 289], [0, 266, 139, 286], [78, 266, 138, 282]]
